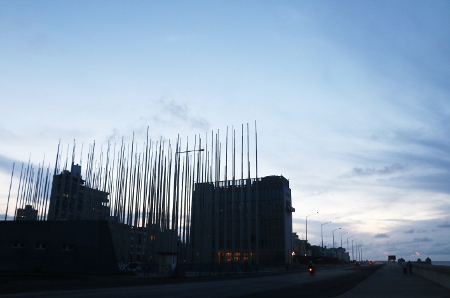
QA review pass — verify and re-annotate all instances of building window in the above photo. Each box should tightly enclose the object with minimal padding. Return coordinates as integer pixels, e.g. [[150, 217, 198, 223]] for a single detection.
[[12, 241, 26, 248], [62, 244, 74, 251], [35, 242, 48, 250]]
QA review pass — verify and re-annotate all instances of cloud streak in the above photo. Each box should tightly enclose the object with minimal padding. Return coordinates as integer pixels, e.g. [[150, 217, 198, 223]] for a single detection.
[[413, 237, 432, 243], [374, 233, 389, 239], [437, 221, 450, 228], [345, 163, 407, 178]]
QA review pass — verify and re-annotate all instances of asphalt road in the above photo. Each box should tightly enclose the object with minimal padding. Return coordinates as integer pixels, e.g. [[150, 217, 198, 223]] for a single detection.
[[0, 265, 382, 298]]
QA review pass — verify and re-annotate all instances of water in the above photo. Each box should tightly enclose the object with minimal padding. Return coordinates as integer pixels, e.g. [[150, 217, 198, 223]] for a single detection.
[[432, 261, 450, 266]]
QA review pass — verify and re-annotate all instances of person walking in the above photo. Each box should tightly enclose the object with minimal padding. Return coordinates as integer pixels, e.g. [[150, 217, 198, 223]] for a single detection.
[[408, 261, 412, 274], [402, 260, 407, 274]]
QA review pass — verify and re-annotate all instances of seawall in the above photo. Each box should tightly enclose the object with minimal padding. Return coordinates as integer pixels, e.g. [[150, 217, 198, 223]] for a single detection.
[[413, 263, 450, 289]]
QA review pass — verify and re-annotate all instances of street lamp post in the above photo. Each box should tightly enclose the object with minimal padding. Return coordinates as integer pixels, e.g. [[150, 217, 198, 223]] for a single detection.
[[340, 232, 348, 248], [356, 242, 361, 261], [347, 236, 354, 252], [321, 221, 331, 255], [305, 212, 318, 256], [339, 231, 347, 262], [332, 228, 341, 259], [358, 242, 364, 262], [355, 241, 363, 262], [351, 239, 358, 261], [176, 149, 205, 154]]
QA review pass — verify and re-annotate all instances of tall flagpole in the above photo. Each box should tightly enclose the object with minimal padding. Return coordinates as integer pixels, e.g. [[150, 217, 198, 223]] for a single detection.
[[4, 162, 15, 220]]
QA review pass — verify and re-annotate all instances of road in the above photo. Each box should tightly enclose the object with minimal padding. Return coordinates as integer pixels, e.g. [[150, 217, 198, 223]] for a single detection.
[[0, 265, 381, 298]]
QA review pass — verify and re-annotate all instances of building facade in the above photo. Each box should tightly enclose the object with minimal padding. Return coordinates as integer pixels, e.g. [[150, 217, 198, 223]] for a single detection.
[[47, 164, 110, 221], [190, 175, 294, 265], [15, 205, 38, 221], [0, 220, 118, 274]]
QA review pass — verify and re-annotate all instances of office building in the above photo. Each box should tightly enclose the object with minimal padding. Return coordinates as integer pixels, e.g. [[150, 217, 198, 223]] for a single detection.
[[47, 164, 110, 221], [190, 175, 294, 265]]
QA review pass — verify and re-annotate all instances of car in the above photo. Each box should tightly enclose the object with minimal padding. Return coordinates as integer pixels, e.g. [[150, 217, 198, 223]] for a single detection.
[[354, 261, 361, 266]]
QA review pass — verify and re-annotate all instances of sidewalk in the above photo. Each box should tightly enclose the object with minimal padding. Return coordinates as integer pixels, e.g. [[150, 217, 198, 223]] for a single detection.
[[338, 262, 450, 297]]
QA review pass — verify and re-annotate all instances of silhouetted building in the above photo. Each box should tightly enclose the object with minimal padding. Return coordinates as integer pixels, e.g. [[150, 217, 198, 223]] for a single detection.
[[0, 220, 118, 274], [292, 233, 308, 256], [47, 164, 109, 221], [190, 175, 294, 265], [15, 205, 38, 221]]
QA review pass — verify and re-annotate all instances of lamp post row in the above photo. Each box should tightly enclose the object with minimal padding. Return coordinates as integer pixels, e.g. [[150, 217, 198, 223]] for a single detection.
[[304, 217, 363, 262]]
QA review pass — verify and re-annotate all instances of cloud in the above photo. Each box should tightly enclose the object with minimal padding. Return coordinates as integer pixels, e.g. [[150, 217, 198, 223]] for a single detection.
[[374, 233, 389, 238], [437, 221, 450, 228], [0, 155, 19, 175], [0, 214, 14, 220], [344, 163, 407, 178], [155, 97, 211, 131], [104, 96, 211, 144], [426, 244, 450, 256], [403, 228, 428, 234], [414, 237, 432, 242], [160, 99, 209, 130], [416, 229, 428, 233]]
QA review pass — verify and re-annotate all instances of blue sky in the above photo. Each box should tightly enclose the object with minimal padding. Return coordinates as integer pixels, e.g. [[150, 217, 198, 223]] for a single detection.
[[1, 1, 450, 261]]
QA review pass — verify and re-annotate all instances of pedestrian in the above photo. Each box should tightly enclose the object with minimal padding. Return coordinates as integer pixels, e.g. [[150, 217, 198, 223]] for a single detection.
[[408, 261, 412, 274], [402, 261, 407, 274]]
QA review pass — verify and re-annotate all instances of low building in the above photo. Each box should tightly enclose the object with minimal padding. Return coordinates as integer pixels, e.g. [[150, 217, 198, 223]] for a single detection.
[[0, 220, 118, 274], [292, 233, 307, 256]]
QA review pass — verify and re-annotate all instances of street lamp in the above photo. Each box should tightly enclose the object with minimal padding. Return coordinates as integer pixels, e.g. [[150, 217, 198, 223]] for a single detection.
[[339, 231, 347, 262], [332, 228, 341, 258], [360, 242, 364, 262], [351, 238, 358, 261], [355, 241, 363, 262], [305, 211, 318, 255], [340, 232, 348, 248], [176, 148, 205, 154], [347, 236, 354, 251], [358, 242, 364, 262], [321, 221, 331, 254]]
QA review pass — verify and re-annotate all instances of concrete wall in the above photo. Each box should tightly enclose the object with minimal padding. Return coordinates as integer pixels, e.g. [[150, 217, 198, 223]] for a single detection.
[[413, 263, 450, 289], [0, 221, 118, 275]]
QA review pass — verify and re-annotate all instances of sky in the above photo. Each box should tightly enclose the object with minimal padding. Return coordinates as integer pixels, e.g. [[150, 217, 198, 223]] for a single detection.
[[1, 0, 450, 261]]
